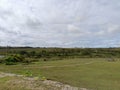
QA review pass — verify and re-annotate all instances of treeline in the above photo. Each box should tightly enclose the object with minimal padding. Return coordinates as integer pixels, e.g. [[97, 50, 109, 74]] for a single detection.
[[1, 47, 120, 58]]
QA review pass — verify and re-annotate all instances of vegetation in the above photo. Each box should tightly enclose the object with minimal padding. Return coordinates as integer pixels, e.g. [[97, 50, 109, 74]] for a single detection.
[[0, 58, 120, 90], [0, 47, 120, 89], [0, 76, 29, 90], [4, 54, 25, 65], [0, 47, 120, 59]]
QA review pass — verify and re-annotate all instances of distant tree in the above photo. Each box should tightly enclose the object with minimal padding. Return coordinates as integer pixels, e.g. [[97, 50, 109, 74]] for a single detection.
[[19, 51, 28, 55], [29, 51, 36, 57], [81, 49, 92, 56]]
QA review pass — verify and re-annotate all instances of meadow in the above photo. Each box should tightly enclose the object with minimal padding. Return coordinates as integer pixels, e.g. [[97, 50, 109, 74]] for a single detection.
[[0, 58, 120, 90], [0, 47, 120, 90]]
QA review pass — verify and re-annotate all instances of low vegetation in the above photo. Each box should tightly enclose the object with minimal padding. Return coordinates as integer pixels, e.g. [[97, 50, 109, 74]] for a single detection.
[[0, 58, 120, 90], [0, 47, 120, 59], [0, 47, 120, 90]]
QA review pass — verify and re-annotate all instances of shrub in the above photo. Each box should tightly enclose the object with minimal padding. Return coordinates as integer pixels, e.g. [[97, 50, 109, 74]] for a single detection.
[[5, 54, 25, 65], [24, 70, 33, 77], [19, 51, 28, 56], [5, 61, 16, 65]]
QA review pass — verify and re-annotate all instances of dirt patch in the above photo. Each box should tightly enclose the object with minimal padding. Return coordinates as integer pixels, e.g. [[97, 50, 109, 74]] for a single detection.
[[0, 72, 88, 90]]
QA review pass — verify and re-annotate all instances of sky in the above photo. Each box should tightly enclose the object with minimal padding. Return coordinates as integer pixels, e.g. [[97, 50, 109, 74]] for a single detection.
[[0, 0, 120, 47]]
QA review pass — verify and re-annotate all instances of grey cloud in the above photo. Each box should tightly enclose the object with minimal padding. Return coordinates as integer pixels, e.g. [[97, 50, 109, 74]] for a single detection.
[[0, 0, 120, 47]]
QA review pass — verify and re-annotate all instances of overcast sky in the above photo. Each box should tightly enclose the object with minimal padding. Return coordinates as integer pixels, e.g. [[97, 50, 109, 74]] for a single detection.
[[0, 0, 120, 47]]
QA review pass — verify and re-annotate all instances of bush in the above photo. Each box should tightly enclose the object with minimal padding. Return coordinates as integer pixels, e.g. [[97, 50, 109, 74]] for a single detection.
[[5, 54, 25, 65], [5, 61, 16, 65]]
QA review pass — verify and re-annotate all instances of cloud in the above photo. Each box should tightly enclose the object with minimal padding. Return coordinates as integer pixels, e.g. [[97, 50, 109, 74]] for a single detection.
[[0, 0, 120, 47], [107, 24, 120, 34]]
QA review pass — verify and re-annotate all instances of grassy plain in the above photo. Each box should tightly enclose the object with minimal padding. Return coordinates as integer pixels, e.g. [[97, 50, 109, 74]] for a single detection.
[[0, 58, 120, 90]]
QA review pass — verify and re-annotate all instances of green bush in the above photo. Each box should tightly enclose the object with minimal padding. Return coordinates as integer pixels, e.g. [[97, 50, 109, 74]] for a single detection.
[[5, 54, 25, 65], [5, 61, 16, 65]]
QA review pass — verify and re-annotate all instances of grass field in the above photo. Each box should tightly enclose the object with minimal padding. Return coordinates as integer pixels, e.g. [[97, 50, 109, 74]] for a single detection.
[[0, 58, 120, 90]]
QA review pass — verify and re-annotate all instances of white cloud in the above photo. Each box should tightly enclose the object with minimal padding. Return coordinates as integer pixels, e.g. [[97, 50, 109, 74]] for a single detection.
[[107, 24, 120, 34], [0, 0, 120, 47], [67, 24, 80, 32]]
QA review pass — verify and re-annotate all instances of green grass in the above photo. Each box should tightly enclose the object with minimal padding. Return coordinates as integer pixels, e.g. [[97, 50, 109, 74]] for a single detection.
[[0, 58, 120, 90]]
